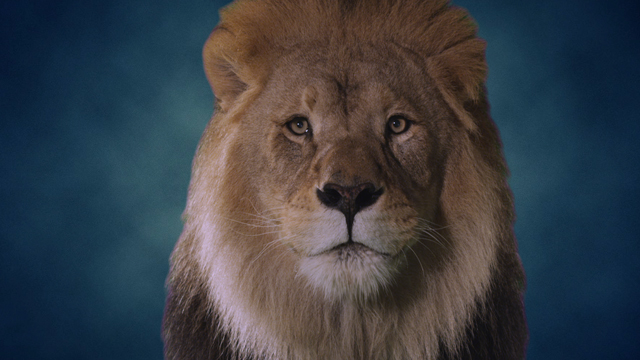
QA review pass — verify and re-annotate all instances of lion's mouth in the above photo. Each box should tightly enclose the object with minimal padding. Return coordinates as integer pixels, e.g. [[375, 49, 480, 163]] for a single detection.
[[319, 241, 391, 260], [299, 240, 401, 300]]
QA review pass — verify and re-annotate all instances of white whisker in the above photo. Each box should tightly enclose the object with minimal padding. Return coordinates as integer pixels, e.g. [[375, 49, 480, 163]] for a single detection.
[[405, 245, 426, 278]]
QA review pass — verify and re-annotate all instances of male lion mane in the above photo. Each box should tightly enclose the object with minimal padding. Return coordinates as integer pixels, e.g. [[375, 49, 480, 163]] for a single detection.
[[163, 0, 527, 359]]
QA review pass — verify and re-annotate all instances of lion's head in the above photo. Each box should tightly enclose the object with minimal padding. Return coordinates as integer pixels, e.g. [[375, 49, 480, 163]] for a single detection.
[[164, 1, 527, 359]]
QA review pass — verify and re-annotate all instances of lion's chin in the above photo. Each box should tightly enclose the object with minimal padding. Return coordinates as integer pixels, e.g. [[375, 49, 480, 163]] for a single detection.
[[299, 242, 401, 302]]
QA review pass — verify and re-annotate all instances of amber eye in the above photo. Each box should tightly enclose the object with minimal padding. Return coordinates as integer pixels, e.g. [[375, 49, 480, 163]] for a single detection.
[[387, 115, 410, 134], [286, 117, 311, 136]]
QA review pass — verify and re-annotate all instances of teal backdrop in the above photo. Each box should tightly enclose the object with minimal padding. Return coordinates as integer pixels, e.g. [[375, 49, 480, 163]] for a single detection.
[[1, 0, 638, 359]]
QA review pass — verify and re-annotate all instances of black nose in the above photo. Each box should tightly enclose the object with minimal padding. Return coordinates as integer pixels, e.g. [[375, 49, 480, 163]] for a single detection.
[[317, 183, 383, 234]]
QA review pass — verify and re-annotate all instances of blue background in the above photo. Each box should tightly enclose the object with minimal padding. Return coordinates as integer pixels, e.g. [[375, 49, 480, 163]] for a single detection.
[[1, 0, 638, 359]]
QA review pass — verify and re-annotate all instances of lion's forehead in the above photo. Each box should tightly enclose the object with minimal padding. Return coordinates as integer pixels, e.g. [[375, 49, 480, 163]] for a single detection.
[[263, 44, 434, 113]]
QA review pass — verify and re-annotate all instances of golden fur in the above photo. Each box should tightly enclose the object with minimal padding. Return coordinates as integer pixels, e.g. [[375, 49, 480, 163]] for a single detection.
[[163, 1, 527, 359]]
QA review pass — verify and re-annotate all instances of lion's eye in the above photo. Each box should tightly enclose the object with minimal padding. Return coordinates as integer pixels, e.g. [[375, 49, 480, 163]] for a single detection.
[[286, 117, 311, 136], [387, 115, 410, 135]]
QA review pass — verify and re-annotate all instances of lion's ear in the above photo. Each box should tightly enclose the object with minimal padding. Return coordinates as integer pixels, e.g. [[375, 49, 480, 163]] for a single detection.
[[427, 39, 487, 132], [203, 27, 249, 112]]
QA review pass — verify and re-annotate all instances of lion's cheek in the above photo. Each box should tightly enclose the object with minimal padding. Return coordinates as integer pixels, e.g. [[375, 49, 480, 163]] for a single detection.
[[281, 207, 347, 256], [353, 207, 419, 252]]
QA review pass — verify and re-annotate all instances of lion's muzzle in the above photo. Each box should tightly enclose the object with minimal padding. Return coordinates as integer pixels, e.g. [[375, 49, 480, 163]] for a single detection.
[[316, 183, 384, 236]]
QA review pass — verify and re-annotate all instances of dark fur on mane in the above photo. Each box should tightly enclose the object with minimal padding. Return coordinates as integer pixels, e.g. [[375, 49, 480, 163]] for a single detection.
[[163, 262, 243, 360]]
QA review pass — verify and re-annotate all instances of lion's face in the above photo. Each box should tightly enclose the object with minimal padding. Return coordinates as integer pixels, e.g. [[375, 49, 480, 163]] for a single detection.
[[224, 44, 458, 300]]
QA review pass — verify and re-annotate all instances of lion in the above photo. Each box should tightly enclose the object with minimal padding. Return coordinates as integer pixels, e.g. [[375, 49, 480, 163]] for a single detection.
[[162, 0, 528, 359]]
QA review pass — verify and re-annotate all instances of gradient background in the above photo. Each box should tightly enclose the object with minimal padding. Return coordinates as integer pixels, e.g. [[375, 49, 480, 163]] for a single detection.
[[1, 0, 638, 359]]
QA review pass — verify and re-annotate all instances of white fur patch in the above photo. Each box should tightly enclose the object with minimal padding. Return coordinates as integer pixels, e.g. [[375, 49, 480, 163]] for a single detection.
[[199, 212, 282, 355], [299, 243, 401, 301], [292, 206, 409, 301]]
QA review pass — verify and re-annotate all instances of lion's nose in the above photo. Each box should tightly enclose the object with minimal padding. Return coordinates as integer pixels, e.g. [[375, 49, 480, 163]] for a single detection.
[[317, 183, 384, 232]]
